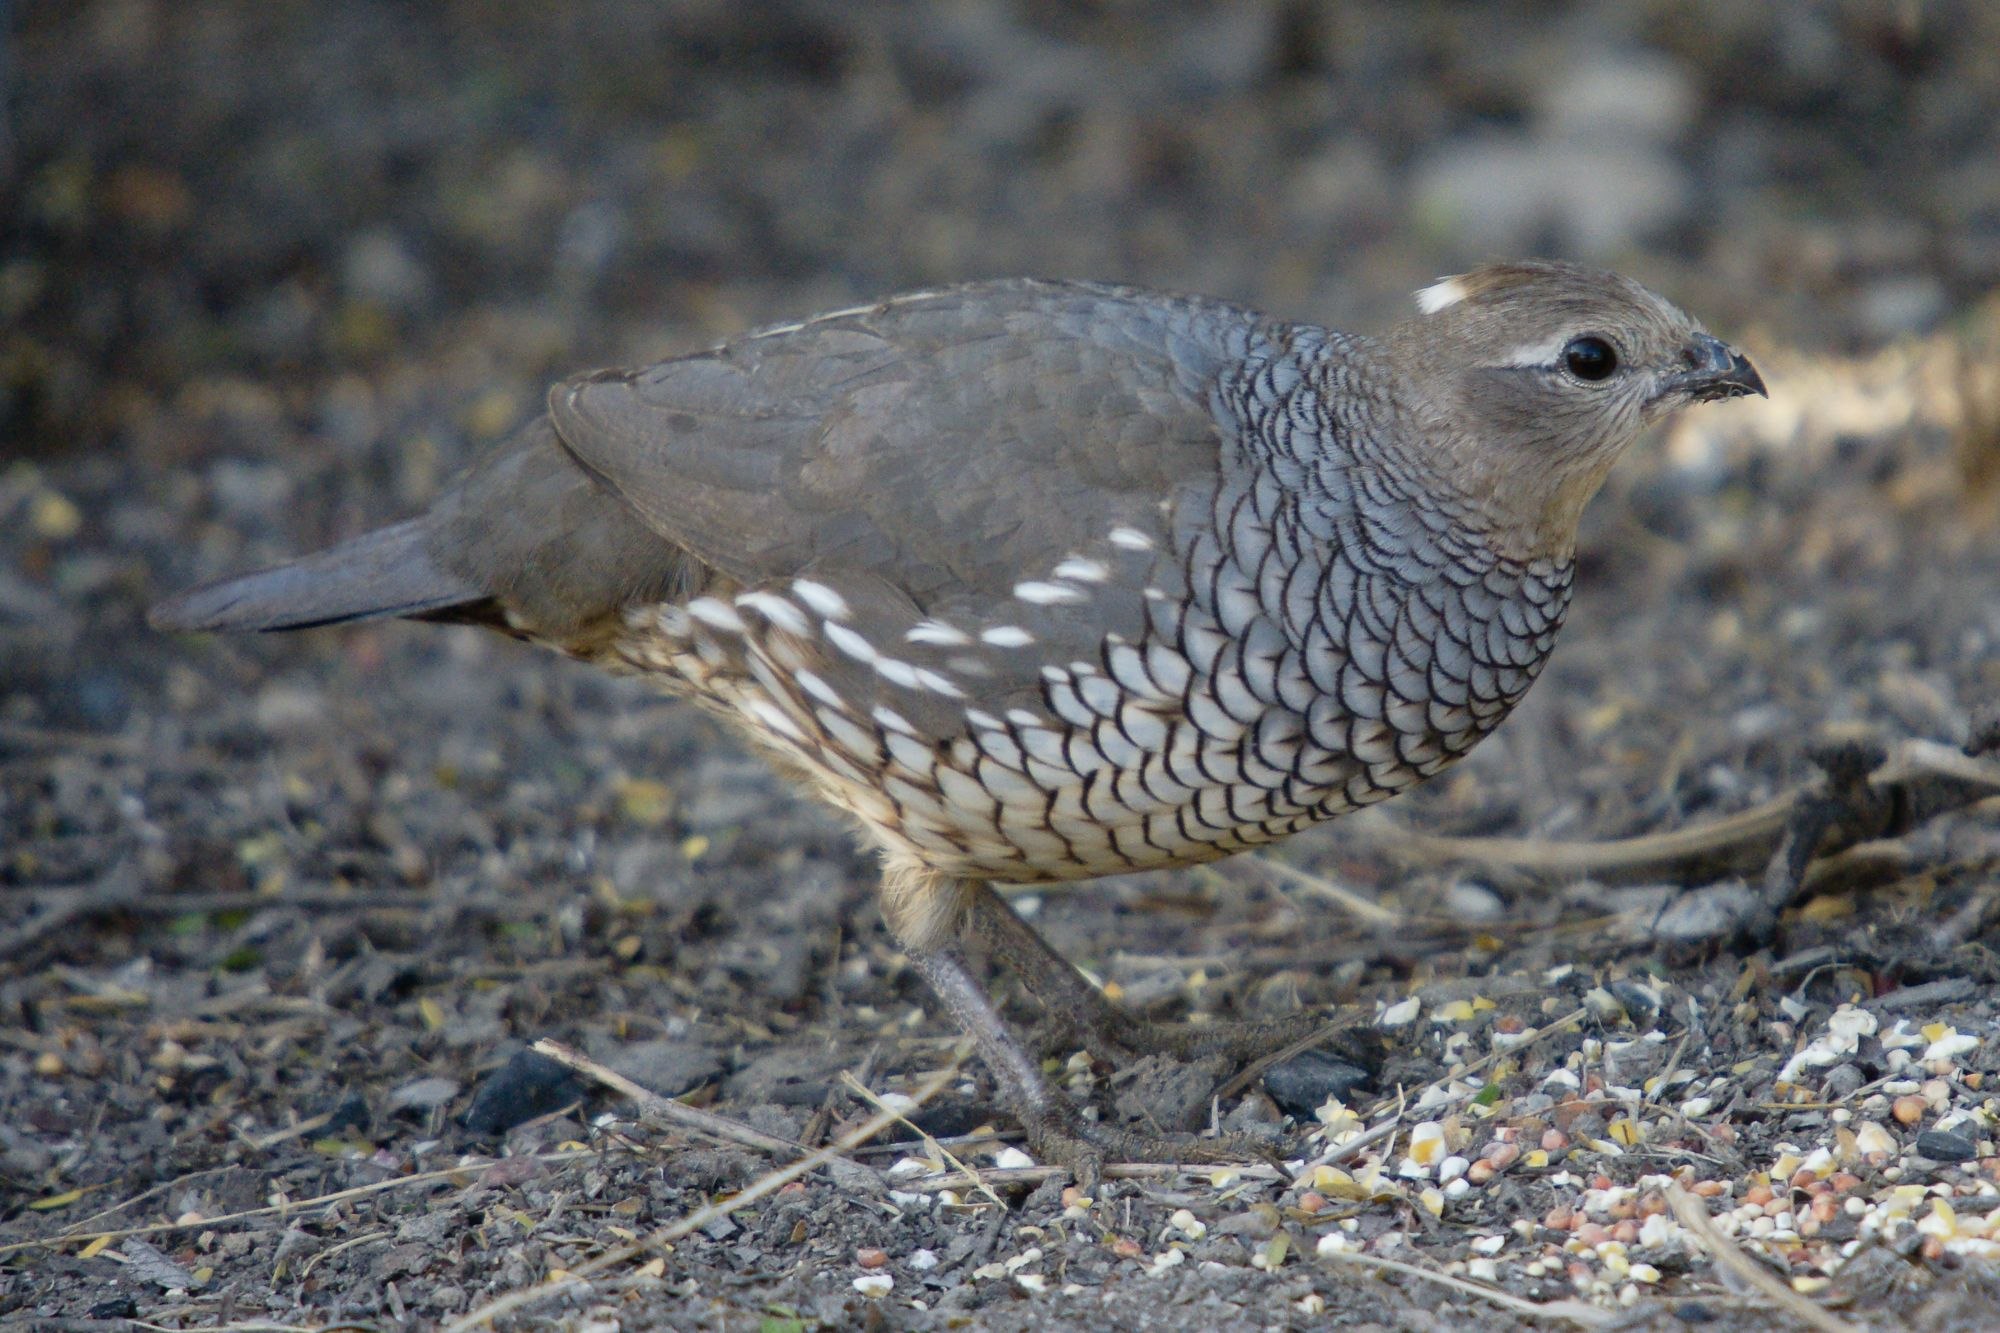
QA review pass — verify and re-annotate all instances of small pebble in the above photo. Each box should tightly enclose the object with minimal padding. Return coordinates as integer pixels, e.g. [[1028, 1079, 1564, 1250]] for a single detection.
[[1916, 1129, 1979, 1163]]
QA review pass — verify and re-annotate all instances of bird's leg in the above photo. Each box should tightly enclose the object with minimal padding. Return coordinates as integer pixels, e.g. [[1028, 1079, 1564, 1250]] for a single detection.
[[966, 883, 1342, 1065], [903, 940, 1271, 1188], [890, 873, 1278, 1185], [902, 942, 1100, 1181]]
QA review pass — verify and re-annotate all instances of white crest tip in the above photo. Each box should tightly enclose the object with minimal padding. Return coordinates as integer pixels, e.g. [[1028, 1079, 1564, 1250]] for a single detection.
[[1415, 277, 1468, 315]]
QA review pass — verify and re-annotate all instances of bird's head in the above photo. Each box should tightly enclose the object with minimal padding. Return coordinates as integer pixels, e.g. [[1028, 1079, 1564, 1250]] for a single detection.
[[1386, 259, 1764, 559]]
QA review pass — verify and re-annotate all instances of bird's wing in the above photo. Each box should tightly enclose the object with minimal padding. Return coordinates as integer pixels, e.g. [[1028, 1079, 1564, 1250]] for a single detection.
[[546, 279, 1258, 608], [535, 281, 1282, 737]]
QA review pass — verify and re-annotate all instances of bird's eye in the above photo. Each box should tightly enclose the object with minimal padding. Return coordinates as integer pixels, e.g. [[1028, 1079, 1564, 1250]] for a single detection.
[[1563, 336, 1618, 382]]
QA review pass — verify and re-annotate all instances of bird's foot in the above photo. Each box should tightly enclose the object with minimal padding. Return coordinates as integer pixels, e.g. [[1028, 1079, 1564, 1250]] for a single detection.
[[906, 938, 1289, 1191], [1014, 1101, 1282, 1193]]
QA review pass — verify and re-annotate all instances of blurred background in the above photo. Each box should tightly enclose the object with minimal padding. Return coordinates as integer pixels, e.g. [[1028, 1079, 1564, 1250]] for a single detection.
[[7, 0, 2000, 467]]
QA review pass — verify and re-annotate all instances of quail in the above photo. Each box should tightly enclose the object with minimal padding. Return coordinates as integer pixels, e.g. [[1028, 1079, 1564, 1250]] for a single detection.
[[152, 261, 1765, 1180]]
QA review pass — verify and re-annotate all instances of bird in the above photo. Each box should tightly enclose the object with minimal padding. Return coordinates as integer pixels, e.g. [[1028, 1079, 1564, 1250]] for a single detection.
[[151, 260, 1765, 1182]]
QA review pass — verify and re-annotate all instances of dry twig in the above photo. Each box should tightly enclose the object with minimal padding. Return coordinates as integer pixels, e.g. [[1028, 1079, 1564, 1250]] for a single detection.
[[1317, 1249, 1610, 1327], [1246, 853, 1402, 925], [1, 1152, 600, 1259], [1663, 1181, 1860, 1333], [1378, 739, 2000, 887], [890, 1160, 1290, 1192], [443, 1054, 964, 1332], [529, 1037, 878, 1192]]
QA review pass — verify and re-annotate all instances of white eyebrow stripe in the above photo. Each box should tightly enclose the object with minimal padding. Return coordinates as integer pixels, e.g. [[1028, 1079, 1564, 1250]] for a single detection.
[[1497, 336, 1577, 369]]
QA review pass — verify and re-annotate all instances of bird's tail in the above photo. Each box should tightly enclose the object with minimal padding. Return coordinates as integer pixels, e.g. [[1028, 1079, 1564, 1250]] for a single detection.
[[148, 518, 483, 633]]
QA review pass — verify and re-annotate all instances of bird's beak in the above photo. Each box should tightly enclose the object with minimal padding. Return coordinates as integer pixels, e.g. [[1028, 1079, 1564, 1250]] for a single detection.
[[1667, 333, 1767, 403]]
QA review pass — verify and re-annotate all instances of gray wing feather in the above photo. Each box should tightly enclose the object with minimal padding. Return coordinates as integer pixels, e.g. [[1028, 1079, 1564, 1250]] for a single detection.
[[546, 279, 1261, 606]]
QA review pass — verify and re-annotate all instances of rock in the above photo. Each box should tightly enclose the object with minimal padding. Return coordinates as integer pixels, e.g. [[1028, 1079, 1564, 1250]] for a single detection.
[[461, 1049, 586, 1135], [607, 1038, 724, 1098], [1112, 1054, 1220, 1132], [1262, 1047, 1372, 1118], [1652, 880, 1761, 941], [1819, 1063, 1867, 1101], [1445, 880, 1506, 922], [1414, 138, 1689, 257], [317, 1089, 371, 1134], [1914, 1129, 1978, 1163], [388, 1074, 462, 1114], [1855, 275, 1947, 339], [341, 228, 432, 312], [1539, 53, 1695, 146]]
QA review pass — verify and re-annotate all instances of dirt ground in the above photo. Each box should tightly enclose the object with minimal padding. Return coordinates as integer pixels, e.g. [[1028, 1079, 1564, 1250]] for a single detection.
[[6, 3, 2000, 1329]]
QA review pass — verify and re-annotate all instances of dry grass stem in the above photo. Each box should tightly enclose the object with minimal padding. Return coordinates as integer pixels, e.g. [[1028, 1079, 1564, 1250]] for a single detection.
[[1316, 1249, 1611, 1327], [1663, 1182, 1860, 1333], [441, 1053, 964, 1333]]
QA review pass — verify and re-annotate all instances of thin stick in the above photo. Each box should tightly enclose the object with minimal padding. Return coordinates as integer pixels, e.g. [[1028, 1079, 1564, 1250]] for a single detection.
[[839, 1070, 1007, 1208], [1404, 1005, 1589, 1105], [1382, 794, 1796, 882], [889, 1161, 1289, 1192], [442, 1055, 964, 1333], [1317, 1249, 1610, 1327], [1377, 738, 2000, 885], [1248, 855, 1401, 925], [131, 1322, 336, 1333], [1, 1151, 600, 1258], [1285, 1008, 1589, 1174], [1318, 1116, 1401, 1167], [532, 1037, 882, 1193], [1663, 1182, 1859, 1333]]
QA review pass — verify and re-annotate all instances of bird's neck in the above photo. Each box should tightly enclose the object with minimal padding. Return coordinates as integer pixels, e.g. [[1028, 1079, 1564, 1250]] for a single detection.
[[1391, 413, 1622, 567]]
